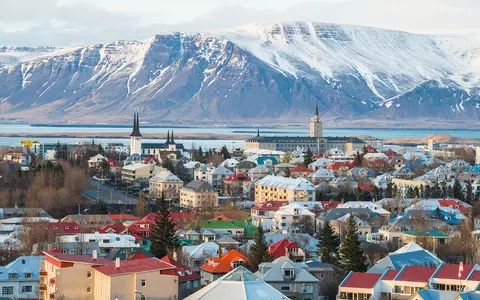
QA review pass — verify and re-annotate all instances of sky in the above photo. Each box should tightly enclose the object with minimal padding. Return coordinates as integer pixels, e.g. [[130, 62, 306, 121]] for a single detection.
[[1, 0, 479, 46]]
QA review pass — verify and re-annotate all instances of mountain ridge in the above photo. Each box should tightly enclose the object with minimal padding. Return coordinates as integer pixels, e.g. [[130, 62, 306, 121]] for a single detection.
[[0, 21, 479, 125]]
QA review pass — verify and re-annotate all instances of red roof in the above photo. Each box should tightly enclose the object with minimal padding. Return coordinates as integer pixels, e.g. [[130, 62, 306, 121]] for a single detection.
[[383, 270, 400, 280], [224, 173, 251, 182], [359, 182, 373, 192], [142, 212, 158, 221], [99, 225, 128, 234], [141, 211, 193, 225], [107, 214, 139, 221], [289, 165, 314, 173], [200, 250, 249, 274], [268, 238, 310, 259], [384, 149, 399, 157], [210, 213, 232, 221], [128, 252, 151, 260], [45, 250, 112, 265], [434, 263, 474, 280], [319, 201, 341, 211], [469, 270, 480, 281], [93, 258, 176, 276], [143, 156, 159, 164], [252, 201, 288, 211], [364, 145, 378, 153], [161, 255, 201, 281], [438, 200, 470, 214], [41, 222, 81, 235], [107, 158, 120, 168], [396, 266, 436, 282], [341, 272, 382, 289], [328, 162, 349, 171]]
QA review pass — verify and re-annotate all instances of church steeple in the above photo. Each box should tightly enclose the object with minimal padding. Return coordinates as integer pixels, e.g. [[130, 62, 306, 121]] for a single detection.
[[130, 112, 142, 137], [315, 103, 319, 116], [166, 130, 171, 144], [171, 131, 175, 144], [257, 128, 260, 137]]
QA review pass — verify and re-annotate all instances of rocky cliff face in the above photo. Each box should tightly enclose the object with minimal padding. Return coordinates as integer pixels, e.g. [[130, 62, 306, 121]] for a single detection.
[[0, 22, 479, 124]]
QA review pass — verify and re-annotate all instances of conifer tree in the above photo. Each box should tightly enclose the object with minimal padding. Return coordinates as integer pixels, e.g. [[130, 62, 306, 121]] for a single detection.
[[248, 223, 273, 271], [318, 221, 340, 265], [303, 147, 313, 167], [150, 194, 178, 258], [453, 179, 463, 200], [338, 215, 367, 272]]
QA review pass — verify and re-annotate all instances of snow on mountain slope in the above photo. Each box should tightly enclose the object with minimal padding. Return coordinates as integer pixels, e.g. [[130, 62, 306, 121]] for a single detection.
[[0, 22, 480, 124], [0, 46, 56, 68], [223, 22, 480, 99]]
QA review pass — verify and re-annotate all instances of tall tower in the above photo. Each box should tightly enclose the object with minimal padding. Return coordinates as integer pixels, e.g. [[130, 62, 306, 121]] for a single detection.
[[309, 103, 323, 137], [130, 112, 142, 155], [476, 146, 480, 165]]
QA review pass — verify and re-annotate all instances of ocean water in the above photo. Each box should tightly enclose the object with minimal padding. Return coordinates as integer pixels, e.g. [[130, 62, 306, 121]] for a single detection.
[[0, 124, 479, 149]]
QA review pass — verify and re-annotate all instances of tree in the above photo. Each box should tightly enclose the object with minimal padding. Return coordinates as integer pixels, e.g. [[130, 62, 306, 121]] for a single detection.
[[150, 195, 178, 258], [318, 221, 340, 265], [135, 192, 150, 218], [98, 160, 110, 179], [303, 147, 313, 167], [466, 182, 474, 204], [281, 152, 292, 163], [353, 151, 363, 167], [174, 161, 190, 182], [431, 182, 442, 198], [54, 141, 62, 160], [96, 201, 109, 214], [248, 224, 273, 271], [162, 158, 175, 173], [453, 179, 463, 200], [293, 216, 315, 235], [220, 145, 231, 159], [338, 215, 367, 273], [385, 182, 394, 198], [406, 187, 416, 198], [98, 144, 105, 155]]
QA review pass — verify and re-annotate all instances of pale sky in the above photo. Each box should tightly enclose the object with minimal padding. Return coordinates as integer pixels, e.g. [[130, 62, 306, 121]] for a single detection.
[[1, 0, 479, 46]]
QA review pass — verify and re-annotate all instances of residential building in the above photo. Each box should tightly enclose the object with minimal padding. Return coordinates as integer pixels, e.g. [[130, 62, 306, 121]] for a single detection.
[[180, 181, 218, 210], [92, 257, 178, 300], [20, 139, 42, 156], [55, 233, 139, 257], [182, 242, 226, 272], [289, 165, 314, 178], [401, 229, 449, 252], [251, 201, 288, 230], [121, 163, 164, 184], [185, 266, 289, 300], [256, 256, 319, 300], [268, 238, 310, 262], [2, 150, 31, 166], [149, 170, 184, 200], [223, 173, 251, 199], [273, 203, 315, 234], [61, 215, 114, 227], [87, 154, 106, 168], [0, 256, 44, 300], [329, 213, 372, 241], [160, 255, 201, 300], [255, 175, 315, 203], [207, 166, 235, 191], [186, 219, 256, 237], [308, 158, 333, 171], [199, 249, 249, 285], [39, 250, 112, 300], [0, 208, 51, 219]]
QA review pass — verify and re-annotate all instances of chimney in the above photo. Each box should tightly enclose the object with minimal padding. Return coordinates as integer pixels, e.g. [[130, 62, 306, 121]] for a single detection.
[[92, 250, 97, 260], [115, 258, 120, 269]]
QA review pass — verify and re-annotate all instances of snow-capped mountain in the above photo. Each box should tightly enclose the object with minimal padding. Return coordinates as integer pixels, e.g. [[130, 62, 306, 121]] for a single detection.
[[0, 22, 479, 124]]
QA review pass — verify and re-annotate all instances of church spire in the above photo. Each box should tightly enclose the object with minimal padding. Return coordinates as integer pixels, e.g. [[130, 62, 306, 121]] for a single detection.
[[257, 128, 260, 137], [171, 131, 175, 144], [166, 130, 170, 144], [130, 112, 142, 137], [315, 103, 319, 116]]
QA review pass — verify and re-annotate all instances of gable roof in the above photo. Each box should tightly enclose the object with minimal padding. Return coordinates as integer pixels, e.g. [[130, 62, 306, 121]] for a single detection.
[[44, 250, 112, 265], [256, 256, 318, 283], [200, 250, 249, 274], [395, 266, 436, 282], [434, 263, 475, 280], [93, 258, 175, 276], [160, 255, 201, 281], [183, 180, 215, 192], [340, 272, 382, 289], [268, 239, 310, 259]]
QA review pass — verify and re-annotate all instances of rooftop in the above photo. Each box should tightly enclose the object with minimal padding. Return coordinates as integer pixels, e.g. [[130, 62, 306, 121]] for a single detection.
[[45, 250, 112, 265], [93, 258, 175, 276], [256, 175, 315, 191], [341, 272, 382, 289]]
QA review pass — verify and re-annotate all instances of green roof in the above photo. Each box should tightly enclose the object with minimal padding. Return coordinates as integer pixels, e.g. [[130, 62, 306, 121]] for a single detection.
[[275, 163, 296, 168], [188, 220, 256, 233], [404, 229, 448, 238], [177, 239, 202, 246]]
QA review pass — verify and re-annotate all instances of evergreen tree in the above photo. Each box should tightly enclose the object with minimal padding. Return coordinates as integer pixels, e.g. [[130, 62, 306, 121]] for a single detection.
[[385, 182, 394, 198], [54, 141, 62, 160], [96, 201, 109, 214], [174, 161, 190, 182], [150, 195, 178, 258], [220, 145, 231, 159], [98, 144, 105, 155], [303, 147, 314, 167], [353, 151, 363, 167], [453, 179, 463, 200], [248, 224, 273, 271], [431, 182, 442, 198], [338, 215, 367, 272], [466, 182, 474, 204], [162, 158, 175, 173], [318, 221, 340, 265], [425, 185, 432, 199], [62, 144, 68, 160]]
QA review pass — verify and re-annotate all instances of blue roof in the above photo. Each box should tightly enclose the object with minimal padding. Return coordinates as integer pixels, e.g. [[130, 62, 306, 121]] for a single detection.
[[368, 250, 441, 273], [0, 256, 45, 281], [256, 156, 279, 165]]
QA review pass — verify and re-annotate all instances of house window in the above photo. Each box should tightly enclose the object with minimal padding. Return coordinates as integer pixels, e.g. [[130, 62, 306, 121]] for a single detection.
[[303, 284, 313, 293], [2, 287, 13, 295], [281, 285, 290, 291], [87, 271, 92, 278], [22, 286, 32, 293], [24, 273, 32, 278], [141, 279, 146, 287], [8, 273, 17, 279], [87, 286, 91, 293], [284, 269, 294, 277]]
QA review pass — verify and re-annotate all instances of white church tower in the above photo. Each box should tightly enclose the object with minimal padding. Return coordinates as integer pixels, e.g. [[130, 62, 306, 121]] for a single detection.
[[310, 103, 323, 138], [476, 146, 480, 165], [130, 112, 142, 155]]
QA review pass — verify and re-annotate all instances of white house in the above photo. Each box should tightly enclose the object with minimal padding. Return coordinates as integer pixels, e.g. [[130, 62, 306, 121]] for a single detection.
[[273, 203, 315, 233]]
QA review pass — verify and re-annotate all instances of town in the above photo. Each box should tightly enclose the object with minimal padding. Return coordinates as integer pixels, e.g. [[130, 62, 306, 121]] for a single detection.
[[0, 107, 480, 300]]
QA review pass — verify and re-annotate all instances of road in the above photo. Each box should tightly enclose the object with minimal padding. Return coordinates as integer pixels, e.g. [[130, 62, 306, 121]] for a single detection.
[[82, 178, 137, 205]]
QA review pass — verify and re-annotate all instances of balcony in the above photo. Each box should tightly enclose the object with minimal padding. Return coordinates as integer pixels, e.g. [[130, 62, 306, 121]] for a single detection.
[[50, 278, 56, 284], [39, 284, 47, 291], [40, 270, 48, 276], [50, 294, 55, 299]]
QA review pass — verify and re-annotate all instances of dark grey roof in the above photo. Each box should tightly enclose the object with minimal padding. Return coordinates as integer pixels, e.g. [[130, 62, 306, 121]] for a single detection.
[[305, 260, 334, 269], [184, 180, 215, 192], [130, 112, 142, 137], [246, 136, 365, 144], [323, 208, 380, 221], [142, 143, 184, 150]]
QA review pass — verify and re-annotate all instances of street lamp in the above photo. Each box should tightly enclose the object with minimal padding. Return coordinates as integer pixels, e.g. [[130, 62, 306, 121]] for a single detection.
[[135, 290, 145, 300]]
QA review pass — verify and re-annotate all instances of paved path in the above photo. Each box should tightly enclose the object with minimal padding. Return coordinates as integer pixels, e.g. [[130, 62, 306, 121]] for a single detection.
[[82, 178, 137, 205]]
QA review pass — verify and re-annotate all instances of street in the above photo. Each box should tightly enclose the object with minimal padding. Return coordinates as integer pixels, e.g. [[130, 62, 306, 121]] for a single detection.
[[82, 178, 137, 205]]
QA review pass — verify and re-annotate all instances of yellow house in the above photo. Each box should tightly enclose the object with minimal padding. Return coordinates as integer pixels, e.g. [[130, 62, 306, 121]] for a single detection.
[[149, 170, 184, 200], [92, 258, 178, 300], [254, 175, 315, 203], [180, 181, 218, 210]]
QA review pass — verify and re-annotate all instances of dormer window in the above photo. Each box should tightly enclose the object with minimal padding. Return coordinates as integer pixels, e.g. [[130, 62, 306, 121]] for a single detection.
[[24, 273, 32, 278], [284, 269, 294, 278], [8, 273, 17, 279]]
